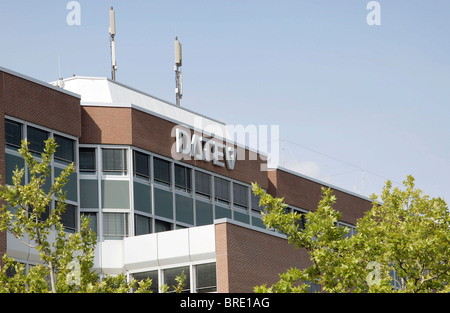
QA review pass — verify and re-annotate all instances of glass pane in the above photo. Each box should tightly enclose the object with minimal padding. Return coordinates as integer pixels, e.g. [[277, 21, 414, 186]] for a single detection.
[[155, 219, 172, 233], [251, 192, 264, 212], [214, 177, 230, 203], [175, 164, 191, 192], [175, 194, 194, 225], [5, 120, 22, 148], [79, 148, 96, 172], [135, 214, 152, 236], [60, 203, 77, 232], [233, 183, 248, 208], [54, 135, 74, 163], [102, 149, 127, 173], [80, 179, 99, 208], [5, 153, 25, 185], [103, 213, 128, 239], [81, 212, 98, 235], [134, 181, 151, 214], [196, 263, 217, 293], [195, 200, 213, 226], [102, 180, 130, 209], [133, 271, 159, 293], [134, 151, 149, 178], [154, 188, 173, 219], [27, 126, 48, 154], [195, 171, 211, 197], [153, 157, 171, 185], [164, 266, 190, 293]]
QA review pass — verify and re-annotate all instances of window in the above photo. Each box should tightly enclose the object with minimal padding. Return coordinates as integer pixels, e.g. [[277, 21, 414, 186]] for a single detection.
[[196, 263, 217, 293], [81, 212, 98, 235], [175, 164, 191, 192], [28, 205, 50, 223], [59, 203, 77, 233], [134, 151, 150, 179], [233, 183, 249, 209], [79, 148, 96, 173], [54, 135, 75, 164], [155, 219, 172, 233], [214, 177, 230, 204], [195, 171, 211, 198], [5, 119, 22, 148], [296, 212, 307, 231], [135, 214, 152, 236], [103, 213, 128, 239], [27, 126, 49, 155], [164, 266, 190, 293], [153, 157, 171, 186], [133, 271, 159, 293], [102, 149, 127, 174], [251, 192, 263, 213]]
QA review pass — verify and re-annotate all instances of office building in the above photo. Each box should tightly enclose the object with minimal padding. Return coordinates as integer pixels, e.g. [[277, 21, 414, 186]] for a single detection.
[[0, 67, 372, 292]]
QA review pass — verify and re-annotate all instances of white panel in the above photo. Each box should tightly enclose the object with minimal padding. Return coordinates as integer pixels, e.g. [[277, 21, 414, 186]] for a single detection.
[[188, 224, 216, 261], [100, 240, 124, 274], [157, 228, 190, 266], [6, 232, 30, 261], [123, 234, 159, 271]]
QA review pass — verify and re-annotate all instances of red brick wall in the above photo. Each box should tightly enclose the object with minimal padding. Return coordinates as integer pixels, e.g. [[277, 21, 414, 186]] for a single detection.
[[80, 106, 132, 145], [215, 221, 311, 293], [269, 169, 372, 225], [3, 72, 81, 138]]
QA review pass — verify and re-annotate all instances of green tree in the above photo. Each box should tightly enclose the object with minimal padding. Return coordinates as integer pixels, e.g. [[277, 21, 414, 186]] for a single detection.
[[0, 138, 184, 293], [252, 176, 450, 293]]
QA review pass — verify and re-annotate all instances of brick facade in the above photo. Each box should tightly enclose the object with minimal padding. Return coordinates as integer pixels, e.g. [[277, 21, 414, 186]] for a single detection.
[[269, 168, 372, 225], [215, 221, 311, 293]]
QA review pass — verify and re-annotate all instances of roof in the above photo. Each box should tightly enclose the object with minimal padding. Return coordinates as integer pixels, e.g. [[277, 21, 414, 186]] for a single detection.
[[54, 76, 264, 155]]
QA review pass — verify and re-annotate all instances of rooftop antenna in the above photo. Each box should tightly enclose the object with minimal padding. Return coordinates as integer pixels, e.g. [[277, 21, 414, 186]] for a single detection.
[[57, 56, 65, 88], [109, 6, 117, 81], [174, 36, 183, 106]]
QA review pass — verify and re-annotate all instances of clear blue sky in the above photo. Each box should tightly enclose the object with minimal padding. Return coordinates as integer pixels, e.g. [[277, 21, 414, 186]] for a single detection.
[[1, 1, 449, 202]]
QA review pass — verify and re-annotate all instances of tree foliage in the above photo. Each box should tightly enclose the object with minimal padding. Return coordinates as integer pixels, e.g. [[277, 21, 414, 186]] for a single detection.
[[0, 139, 184, 293], [252, 176, 450, 293]]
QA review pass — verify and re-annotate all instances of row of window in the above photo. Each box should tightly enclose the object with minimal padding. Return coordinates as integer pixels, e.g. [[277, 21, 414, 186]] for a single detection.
[[6, 119, 75, 164], [80, 147, 263, 212], [6, 260, 217, 294], [132, 263, 217, 293]]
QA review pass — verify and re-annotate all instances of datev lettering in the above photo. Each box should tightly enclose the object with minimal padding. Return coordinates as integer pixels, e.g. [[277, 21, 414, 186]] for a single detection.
[[172, 127, 237, 170]]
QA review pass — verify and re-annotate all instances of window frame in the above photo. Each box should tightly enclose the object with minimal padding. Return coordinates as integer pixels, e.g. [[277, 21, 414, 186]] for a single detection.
[[79, 147, 97, 173], [133, 150, 150, 179], [5, 119, 23, 149], [195, 170, 211, 198], [153, 157, 171, 186], [214, 176, 230, 204], [102, 148, 128, 175], [54, 134, 75, 164], [175, 164, 191, 192], [233, 182, 249, 209]]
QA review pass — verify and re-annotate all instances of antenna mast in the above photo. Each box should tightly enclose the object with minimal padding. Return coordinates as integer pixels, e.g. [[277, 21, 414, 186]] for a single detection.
[[174, 36, 183, 106], [109, 6, 117, 81]]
